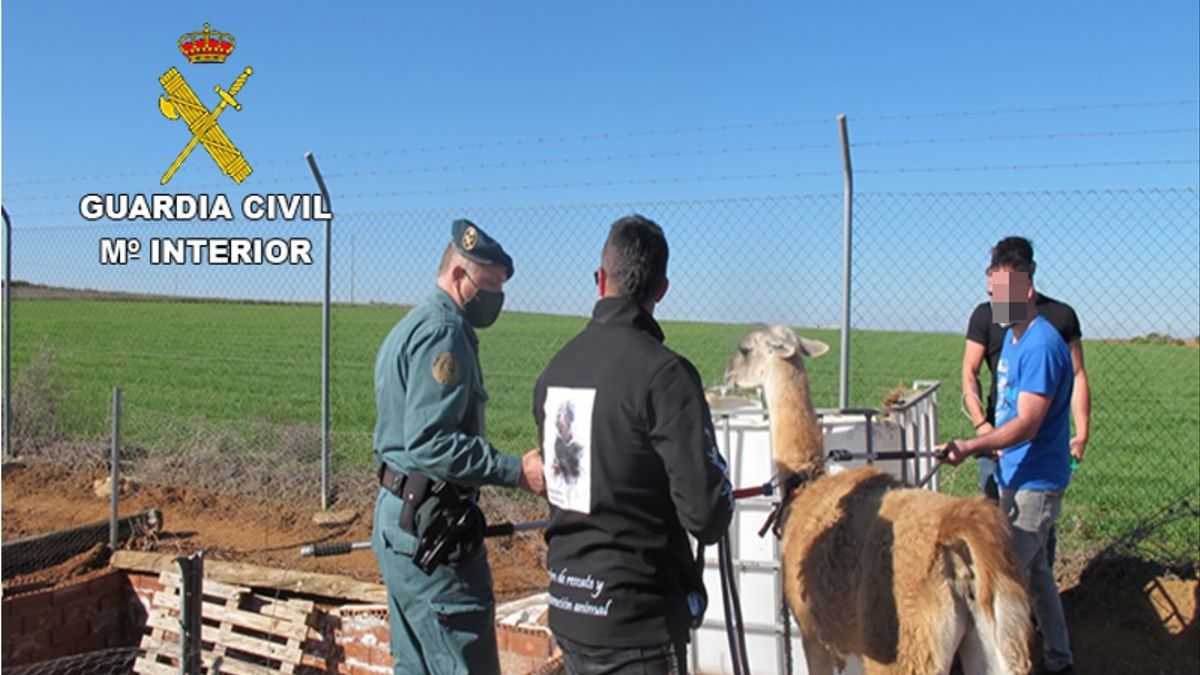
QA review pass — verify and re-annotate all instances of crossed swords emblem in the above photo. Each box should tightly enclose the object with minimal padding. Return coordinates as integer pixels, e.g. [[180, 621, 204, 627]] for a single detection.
[[157, 66, 253, 185]]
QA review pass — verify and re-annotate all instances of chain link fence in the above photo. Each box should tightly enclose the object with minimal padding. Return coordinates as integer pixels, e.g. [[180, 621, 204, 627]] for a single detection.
[[850, 188, 1200, 567], [2, 188, 1197, 610]]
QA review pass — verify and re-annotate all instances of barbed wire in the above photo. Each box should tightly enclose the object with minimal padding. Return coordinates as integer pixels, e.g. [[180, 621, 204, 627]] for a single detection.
[[9, 178, 1198, 226], [321, 159, 1200, 198], [0, 143, 838, 202], [858, 158, 1199, 175], [853, 99, 1200, 122], [4, 99, 1197, 188], [854, 127, 1200, 148], [9, 127, 1198, 204]]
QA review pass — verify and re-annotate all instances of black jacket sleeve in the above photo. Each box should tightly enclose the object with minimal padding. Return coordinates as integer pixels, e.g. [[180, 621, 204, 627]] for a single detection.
[[645, 357, 734, 544]]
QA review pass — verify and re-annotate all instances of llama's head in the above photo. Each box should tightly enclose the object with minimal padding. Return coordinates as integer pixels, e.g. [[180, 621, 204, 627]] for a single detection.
[[723, 325, 829, 389]]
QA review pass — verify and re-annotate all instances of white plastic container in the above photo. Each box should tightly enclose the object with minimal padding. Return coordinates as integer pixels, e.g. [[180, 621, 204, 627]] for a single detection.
[[691, 381, 940, 675]]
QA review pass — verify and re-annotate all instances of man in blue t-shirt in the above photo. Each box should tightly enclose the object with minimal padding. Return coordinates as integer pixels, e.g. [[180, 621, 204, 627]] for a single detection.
[[944, 251, 1075, 675]]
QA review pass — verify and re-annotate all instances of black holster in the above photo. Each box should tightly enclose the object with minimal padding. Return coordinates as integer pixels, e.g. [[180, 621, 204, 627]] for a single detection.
[[379, 465, 484, 573], [399, 471, 432, 535], [412, 481, 485, 574]]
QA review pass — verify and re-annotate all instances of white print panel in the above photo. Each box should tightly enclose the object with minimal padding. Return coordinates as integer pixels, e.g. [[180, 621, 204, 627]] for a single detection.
[[542, 386, 595, 514]]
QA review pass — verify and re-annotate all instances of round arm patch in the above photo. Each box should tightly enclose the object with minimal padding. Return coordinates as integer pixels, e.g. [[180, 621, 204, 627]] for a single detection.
[[432, 351, 462, 387]]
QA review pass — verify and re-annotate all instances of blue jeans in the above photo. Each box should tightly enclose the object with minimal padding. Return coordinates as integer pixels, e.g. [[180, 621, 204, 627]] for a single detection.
[[979, 457, 1058, 564]]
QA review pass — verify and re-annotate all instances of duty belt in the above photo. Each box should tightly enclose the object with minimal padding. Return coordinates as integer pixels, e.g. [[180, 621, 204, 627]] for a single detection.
[[379, 465, 411, 498], [378, 465, 478, 535]]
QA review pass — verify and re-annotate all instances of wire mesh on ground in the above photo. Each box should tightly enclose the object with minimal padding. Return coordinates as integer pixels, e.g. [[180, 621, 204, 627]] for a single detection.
[[1, 647, 142, 675]]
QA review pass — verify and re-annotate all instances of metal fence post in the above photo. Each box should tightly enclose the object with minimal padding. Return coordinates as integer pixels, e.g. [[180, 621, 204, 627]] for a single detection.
[[837, 115, 854, 410], [176, 551, 204, 674], [306, 152, 333, 511], [3, 207, 11, 460], [110, 387, 121, 551]]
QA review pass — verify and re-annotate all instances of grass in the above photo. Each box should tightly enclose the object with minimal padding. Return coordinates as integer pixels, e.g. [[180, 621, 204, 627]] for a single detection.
[[10, 297, 1199, 561]]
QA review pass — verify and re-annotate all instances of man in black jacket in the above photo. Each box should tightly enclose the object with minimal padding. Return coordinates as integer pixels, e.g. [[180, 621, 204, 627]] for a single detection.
[[534, 215, 735, 674]]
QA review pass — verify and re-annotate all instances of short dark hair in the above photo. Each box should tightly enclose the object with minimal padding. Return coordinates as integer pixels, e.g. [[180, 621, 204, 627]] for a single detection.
[[989, 236, 1036, 276], [601, 215, 669, 304], [991, 249, 1035, 276]]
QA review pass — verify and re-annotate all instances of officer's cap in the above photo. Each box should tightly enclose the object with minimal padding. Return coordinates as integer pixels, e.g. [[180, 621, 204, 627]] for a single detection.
[[452, 219, 514, 279]]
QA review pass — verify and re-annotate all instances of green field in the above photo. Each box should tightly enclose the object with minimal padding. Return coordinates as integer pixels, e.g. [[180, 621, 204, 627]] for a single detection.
[[10, 297, 1200, 560]]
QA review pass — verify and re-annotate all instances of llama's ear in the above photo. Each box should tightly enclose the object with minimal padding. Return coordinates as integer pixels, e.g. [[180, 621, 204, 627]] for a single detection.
[[765, 325, 798, 358], [798, 337, 830, 358], [767, 339, 796, 358]]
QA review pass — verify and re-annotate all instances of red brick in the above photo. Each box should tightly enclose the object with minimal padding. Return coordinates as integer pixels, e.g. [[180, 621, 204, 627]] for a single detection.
[[6, 590, 54, 615], [87, 572, 121, 595], [51, 581, 95, 609], [127, 575, 162, 596], [348, 664, 388, 675], [21, 605, 63, 633], [1, 612, 22, 639], [94, 590, 125, 612], [60, 601, 95, 628], [340, 640, 388, 666], [8, 629, 52, 664], [504, 629, 553, 658], [93, 604, 122, 623], [50, 615, 91, 647], [74, 632, 112, 653]]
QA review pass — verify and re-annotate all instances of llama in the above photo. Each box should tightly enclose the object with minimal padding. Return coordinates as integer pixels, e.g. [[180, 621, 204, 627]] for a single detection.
[[724, 325, 1031, 675]]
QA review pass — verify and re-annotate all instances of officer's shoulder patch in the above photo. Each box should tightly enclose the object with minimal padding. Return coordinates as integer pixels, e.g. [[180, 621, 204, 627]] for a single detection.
[[431, 351, 461, 387]]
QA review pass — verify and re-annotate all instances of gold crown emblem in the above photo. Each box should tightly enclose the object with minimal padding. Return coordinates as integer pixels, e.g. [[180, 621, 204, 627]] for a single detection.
[[178, 23, 236, 64]]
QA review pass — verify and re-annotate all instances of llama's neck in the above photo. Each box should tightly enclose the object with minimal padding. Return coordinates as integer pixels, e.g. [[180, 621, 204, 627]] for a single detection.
[[764, 357, 825, 480]]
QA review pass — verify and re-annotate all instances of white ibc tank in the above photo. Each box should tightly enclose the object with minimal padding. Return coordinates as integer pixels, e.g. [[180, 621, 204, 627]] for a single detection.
[[690, 381, 940, 675]]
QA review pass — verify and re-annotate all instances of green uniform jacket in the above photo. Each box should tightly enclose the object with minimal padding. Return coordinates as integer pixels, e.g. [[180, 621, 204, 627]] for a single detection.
[[374, 289, 522, 487]]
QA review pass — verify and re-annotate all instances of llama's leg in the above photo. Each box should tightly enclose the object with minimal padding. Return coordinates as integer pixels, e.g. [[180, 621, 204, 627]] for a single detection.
[[931, 600, 971, 675], [956, 627, 993, 675], [801, 633, 837, 675]]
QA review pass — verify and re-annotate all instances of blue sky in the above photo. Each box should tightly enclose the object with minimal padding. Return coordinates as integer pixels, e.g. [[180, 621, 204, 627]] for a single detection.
[[3, 2, 1198, 336]]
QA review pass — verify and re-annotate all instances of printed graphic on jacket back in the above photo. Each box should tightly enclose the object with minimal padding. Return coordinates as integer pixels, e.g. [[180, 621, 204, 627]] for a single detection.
[[542, 386, 595, 514]]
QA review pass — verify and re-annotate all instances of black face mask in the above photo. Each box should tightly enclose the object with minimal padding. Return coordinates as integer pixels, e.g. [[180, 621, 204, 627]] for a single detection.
[[465, 289, 505, 328]]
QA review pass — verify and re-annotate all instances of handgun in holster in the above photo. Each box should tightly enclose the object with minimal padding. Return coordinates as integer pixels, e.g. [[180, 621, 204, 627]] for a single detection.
[[412, 481, 485, 574]]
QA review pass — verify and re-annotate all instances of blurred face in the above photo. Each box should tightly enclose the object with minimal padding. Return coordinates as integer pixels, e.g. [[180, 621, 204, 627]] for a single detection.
[[988, 267, 1031, 326]]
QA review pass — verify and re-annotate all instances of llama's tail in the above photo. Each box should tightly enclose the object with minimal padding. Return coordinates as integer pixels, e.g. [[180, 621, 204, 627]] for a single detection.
[[937, 497, 1032, 674]]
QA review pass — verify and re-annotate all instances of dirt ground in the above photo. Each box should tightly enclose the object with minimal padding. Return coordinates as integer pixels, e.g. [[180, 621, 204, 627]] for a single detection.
[[3, 461, 1197, 674], [1, 461, 547, 601]]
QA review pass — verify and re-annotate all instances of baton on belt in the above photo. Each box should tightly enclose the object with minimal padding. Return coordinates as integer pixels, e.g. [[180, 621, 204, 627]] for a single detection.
[[299, 519, 551, 558]]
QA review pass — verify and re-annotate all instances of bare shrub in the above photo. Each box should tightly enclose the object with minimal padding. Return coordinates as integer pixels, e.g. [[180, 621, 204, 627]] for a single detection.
[[10, 347, 66, 456]]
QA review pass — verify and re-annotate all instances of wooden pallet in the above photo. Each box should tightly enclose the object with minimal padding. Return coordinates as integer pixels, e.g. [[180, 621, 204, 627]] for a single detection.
[[134, 572, 328, 675]]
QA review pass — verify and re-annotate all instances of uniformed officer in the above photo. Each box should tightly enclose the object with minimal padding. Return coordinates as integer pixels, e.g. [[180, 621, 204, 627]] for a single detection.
[[534, 215, 734, 674], [371, 219, 545, 675]]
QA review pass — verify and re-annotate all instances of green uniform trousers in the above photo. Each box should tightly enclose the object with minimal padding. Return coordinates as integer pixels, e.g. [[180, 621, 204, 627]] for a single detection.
[[371, 487, 500, 675]]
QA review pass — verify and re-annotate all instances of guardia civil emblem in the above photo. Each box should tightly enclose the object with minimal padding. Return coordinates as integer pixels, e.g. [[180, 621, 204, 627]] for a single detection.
[[157, 23, 253, 185], [432, 352, 461, 387], [461, 226, 479, 251]]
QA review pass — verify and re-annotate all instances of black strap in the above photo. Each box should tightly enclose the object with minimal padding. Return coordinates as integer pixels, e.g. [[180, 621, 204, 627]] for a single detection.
[[379, 465, 407, 496], [758, 465, 822, 539]]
